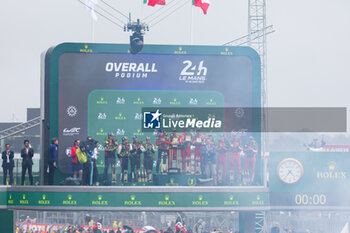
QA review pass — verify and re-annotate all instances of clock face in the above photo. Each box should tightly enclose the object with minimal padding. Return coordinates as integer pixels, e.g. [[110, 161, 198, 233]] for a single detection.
[[277, 158, 304, 184]]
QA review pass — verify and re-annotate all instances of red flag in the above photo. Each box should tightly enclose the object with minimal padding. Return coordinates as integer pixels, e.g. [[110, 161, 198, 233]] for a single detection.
[[146, 0, 166, 6], [193, 0, 210, 15]]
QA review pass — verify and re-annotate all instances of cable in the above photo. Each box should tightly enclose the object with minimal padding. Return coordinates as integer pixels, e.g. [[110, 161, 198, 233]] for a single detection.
[[95, 3, 126, 25], [77, 0, 124, 29], [146, 0, 187, 24], [143, 0, 180, 21], [150, 0, 189, 28], [100, 0, 129, 19]]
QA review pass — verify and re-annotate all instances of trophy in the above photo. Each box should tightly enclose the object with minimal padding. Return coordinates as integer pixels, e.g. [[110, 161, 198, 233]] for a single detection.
[[195, 157, 201, 175], [161, 151, 169, 174], [229, 170, 234, 184], [218, 169, 223, 184], [169, 137, 180, 173], [111, 163, 117, 184]]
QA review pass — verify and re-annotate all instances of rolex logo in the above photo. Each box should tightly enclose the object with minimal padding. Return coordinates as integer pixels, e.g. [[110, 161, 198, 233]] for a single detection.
[[43, 195, 46, 200], [131, 195, 136, 201], [98, 195, 102, 201], [225, 48, 228, 52], [85, 45, 88, 49], [257, 195, 261, 201], [68, 195, 72, 200], [23, 195, 26, 200], [179, 47, 182, 51], [199, 195, 203, 201], [165, 195, 170, 201], [328, 161, 336, 171], [229, 195, 234, 201]]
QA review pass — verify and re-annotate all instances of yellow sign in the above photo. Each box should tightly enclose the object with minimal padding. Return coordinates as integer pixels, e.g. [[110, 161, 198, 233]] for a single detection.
[[158, 195, 176, 206], [96, 129, 108, 136], [317, 161, 347, 179], [251, 195, 264, 205], [80, 44, 93, 53], [20, 194, 29, 205], [62, 194, 77, 205], [174, 47, 187, 55], [206, 99, 217, 105], [124, 195, 142, 206], [133, 98, 144, 105], [8, 194, 13, 204], [115, 113, 126, 120], [97, 97, 108, 104], [224, 195, 239, 206], [92, 195, 108, 206], [192, 195, 208, 206], [220, 48, 233, 56], [170, 98, 181, 105]]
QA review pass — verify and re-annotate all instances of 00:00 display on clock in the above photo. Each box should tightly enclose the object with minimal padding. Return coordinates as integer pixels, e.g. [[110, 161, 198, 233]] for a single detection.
[[295, 194, 327, 205]]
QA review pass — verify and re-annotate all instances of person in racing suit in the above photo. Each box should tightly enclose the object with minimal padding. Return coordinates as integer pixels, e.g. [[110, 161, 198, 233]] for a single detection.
[[130, 135, 145, 182], [192, 129, 206, 174], [228, 135, 242, 184], [117, 136, 131, 183], [144, 136, 155, 182], [179, 129, 192, 174], [216, 134, 228, 184], [156, 130, 171, 174]]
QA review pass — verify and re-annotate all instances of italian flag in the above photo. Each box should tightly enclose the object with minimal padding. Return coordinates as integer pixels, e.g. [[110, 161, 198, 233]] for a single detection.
[[192, 0, 210, 15], [144, 0, 166, 6]]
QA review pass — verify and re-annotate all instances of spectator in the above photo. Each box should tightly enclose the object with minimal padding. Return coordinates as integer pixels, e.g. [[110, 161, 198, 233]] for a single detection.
[[71, 139, 83, 180], [270, 222, 280, 233], [21, 140, 34, 185], [2, 143, 14, 185], [48, 138, 58, 185]]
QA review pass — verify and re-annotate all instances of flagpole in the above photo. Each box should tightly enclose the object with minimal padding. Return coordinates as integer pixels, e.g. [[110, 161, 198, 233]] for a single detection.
[[190, 4, 194, 45], [91, 16, 95, 42], [141, 1, 144, 20]]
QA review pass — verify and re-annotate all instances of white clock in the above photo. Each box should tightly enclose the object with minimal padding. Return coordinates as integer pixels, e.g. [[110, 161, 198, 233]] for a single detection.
[[277, 158, 304, 184]]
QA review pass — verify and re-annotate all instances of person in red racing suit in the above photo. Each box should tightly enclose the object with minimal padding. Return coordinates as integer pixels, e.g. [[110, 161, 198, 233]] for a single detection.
[[179, 129, 192, 174], [216, 134, 228, 183], [228, 135, 242, 184], [192, 129, 206, 174]]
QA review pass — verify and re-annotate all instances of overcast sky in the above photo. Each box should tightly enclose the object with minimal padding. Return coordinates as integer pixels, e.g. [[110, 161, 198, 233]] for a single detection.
[[0, 0, 349, 124]]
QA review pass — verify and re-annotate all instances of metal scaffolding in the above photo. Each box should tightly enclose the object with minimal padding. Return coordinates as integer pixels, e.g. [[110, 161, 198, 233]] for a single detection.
[[249, 1, 268, 232], [0, 116, 40, 140]]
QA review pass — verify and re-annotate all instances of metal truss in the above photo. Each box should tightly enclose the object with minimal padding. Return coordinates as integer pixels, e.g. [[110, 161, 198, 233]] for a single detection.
[[0, 116, 40, 140]]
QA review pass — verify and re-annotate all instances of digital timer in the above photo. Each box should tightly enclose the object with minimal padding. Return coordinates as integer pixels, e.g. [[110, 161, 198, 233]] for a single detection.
[[295, 194, 327, 205]]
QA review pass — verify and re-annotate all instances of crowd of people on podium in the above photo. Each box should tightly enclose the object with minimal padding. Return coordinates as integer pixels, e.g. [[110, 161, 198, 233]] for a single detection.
[[65, 129, 259, 186], [2, 131, 259, 186]]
